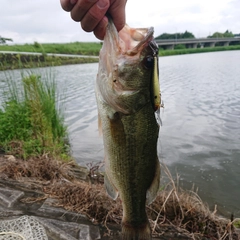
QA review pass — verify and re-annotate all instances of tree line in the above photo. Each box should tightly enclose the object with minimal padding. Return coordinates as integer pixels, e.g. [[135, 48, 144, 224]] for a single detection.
[[1, 30, 239, 45], [155, 31, 194, 40], [207, 30, 234, 38], [155, 30, 239, 40]]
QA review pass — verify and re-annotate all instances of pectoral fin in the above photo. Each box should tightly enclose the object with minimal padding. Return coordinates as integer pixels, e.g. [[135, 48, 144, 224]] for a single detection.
[[104, 173, 118, 200], [146, 158, 160, 205]]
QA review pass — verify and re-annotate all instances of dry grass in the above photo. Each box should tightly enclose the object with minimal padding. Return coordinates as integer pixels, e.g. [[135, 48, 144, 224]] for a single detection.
[[148, 165, 239, 239], [0, 155, 239, 239], [0, 154, 74, 181]]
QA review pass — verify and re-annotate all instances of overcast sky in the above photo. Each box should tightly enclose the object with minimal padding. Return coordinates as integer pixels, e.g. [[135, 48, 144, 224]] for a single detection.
[[0, 0, 239, 44]]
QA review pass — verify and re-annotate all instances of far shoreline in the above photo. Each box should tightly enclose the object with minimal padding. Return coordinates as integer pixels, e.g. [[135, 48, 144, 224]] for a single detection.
[[159, 44, 240, 56], [0, 42, 240, 71], [0, 52, 99, 71]]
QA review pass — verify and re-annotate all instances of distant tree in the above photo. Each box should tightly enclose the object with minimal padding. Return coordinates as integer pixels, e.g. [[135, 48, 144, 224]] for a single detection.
[[155, 31, 195, 40], [223, 30, 234, 37], [208, 31, 234, 38], [212, 32, 224, 38], [155, 33, 174, 40], [181, 31, 195, 39], [0, 36, 13, 44]]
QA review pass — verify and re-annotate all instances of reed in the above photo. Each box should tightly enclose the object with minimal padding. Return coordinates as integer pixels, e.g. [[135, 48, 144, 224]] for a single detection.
[[0, 73, 70, 160]]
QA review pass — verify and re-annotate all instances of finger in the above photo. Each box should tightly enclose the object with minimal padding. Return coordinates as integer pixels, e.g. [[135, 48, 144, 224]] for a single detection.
[[93, 16, 108, 40], [60, 0, 76, 12], [80, 0, 110, 32], [108, 0, 127, 31], [71, 0, 98, 22]]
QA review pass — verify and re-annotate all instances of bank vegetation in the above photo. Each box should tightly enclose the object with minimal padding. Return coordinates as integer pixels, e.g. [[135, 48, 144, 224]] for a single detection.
[[159, 45, 240, 56], [0, 41, 101, 55], [0, 73, 70, 160]]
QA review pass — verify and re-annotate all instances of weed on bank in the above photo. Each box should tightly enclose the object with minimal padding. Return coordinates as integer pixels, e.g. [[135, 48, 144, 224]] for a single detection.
[[0, 74, 70, 160]]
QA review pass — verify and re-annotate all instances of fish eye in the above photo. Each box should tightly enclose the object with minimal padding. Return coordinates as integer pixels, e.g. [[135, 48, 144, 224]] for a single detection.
[[143, 56, 154, 69]]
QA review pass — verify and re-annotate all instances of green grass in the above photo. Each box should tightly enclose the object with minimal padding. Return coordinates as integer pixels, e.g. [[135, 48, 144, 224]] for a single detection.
[[0, 73, 70, 160], [0, 42, 100, 71], [159, 45, 240, 56], [233, 220, 240, 228], [0, 53, 99, 71], [0, 41, 102, 55], [1, 41, 240, 60]]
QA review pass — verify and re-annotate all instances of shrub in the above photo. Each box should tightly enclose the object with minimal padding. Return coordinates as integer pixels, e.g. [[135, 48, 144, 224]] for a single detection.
[[175, 44, 186, 50]]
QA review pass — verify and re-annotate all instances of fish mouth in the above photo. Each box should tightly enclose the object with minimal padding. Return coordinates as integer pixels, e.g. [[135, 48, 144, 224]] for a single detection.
[[97, 20, 157, 114], [104, 19, 154, 56]]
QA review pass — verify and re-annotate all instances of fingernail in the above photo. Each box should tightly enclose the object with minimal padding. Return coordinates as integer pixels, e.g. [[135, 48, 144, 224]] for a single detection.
[[97, 0, 108, 9], [70, 0, 77, 4]]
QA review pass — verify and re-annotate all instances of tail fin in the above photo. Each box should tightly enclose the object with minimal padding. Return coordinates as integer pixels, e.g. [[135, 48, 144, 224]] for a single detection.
[[121, 221, 151, 240]]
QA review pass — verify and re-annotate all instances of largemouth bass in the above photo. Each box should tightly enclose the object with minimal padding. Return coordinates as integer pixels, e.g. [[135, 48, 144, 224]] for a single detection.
[[95, 19, 161, 240]]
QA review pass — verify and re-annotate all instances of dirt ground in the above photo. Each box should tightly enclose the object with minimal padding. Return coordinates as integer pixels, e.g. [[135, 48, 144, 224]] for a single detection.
[[0, 154, 239, 239]]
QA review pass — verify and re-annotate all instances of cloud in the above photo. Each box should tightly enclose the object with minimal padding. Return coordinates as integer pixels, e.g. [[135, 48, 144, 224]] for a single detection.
[[220, 0, 240, 34], [0, 0, 97, 43], [0, 0, 239, 43], [136, 0, 237, 38]]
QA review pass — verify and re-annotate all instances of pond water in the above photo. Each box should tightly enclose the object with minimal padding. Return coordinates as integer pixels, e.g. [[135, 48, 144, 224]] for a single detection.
[[0, 50, 240, 218]]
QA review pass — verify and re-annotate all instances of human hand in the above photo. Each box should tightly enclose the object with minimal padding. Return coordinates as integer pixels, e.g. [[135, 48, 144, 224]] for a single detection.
[[60, 0, 127, 40]]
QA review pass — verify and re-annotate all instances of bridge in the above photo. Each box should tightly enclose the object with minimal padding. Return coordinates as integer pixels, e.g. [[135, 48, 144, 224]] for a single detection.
[[155, 37, 240, 50]]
